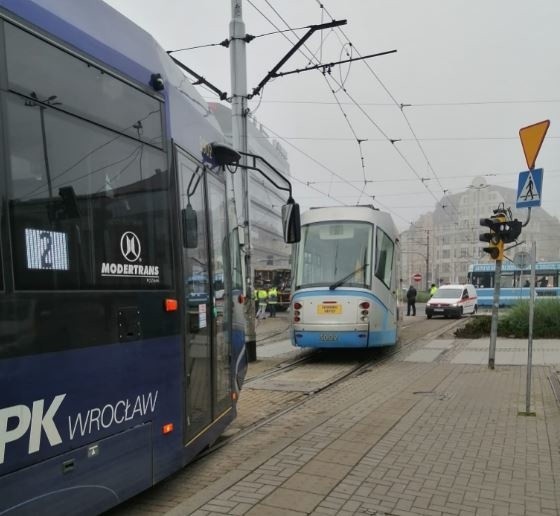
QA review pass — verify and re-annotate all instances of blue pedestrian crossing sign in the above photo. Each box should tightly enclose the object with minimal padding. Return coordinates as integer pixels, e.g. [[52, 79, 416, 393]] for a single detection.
[[516, 168, 543, 208]]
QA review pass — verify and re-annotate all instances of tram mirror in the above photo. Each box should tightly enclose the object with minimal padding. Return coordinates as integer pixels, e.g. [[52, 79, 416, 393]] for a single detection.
[[281, 200, 301, 244], [182, 205, 198, 249]]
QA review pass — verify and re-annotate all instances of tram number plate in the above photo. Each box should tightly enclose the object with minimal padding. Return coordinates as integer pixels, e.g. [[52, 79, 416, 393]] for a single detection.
[[317, 304, 342, 315]]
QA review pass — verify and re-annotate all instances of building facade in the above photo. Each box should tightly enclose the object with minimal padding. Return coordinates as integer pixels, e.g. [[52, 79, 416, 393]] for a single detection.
[[401, 177, 560, 289], [209, 103, 291, 276]]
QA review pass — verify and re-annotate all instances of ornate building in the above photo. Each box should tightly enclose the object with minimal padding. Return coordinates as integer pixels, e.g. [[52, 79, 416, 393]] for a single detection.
[[401, 177, 560, 289]]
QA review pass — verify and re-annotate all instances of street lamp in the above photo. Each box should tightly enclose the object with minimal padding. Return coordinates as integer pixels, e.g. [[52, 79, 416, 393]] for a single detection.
[[467, 180, 490, 265]]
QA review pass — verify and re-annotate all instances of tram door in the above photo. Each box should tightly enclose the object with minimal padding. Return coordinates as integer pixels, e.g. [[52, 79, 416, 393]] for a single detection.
[[177, 149, 232, 443], [178, 151, 212, 442], [206, 174, 232, 416]]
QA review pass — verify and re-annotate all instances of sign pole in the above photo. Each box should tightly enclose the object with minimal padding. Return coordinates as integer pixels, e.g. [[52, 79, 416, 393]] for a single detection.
[[523, 241, 537, 415], [488, 259, 502, 370]]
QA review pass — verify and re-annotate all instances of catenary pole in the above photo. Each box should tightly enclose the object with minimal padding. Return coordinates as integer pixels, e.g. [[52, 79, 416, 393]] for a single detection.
[[230, 0, 257, 361]]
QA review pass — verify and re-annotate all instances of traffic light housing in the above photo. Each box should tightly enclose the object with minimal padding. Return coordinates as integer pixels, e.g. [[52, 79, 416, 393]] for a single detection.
[[479, 215, 505, 260], [500, 219, 522, 244]]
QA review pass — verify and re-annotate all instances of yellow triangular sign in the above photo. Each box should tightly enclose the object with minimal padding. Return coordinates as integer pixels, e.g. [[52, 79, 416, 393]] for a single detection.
[[519, 120, 550, 170]]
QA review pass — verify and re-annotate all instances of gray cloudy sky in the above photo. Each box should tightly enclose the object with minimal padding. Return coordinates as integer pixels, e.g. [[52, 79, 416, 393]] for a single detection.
[[105, 0, 560, 231]]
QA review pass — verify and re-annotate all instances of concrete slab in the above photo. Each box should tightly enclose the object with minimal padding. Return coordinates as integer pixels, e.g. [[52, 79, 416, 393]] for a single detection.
[[450, 350, 486, 364], [248, 363, 353, 392], [404, 348, 445, 362], [258, 338, 296, 358], [423, 339, 455, 349]]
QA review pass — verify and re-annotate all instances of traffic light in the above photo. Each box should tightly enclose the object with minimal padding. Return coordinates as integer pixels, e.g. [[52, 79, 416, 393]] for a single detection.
[[500, 219, 523, 244], [479, 215, 505, 260]]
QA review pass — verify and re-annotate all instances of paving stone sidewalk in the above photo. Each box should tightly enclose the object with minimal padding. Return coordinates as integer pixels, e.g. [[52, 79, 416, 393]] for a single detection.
[[167, 339, 560, 516]]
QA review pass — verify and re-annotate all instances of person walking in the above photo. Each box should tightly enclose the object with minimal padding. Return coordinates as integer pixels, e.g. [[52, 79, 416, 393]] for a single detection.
[[406, 285, 417, 316], [429, 283, 437, 297], [267, 284, 278, 318]]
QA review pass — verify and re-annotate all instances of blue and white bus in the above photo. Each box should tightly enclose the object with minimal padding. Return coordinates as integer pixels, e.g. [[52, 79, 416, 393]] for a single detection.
[[291, 206, 400, 349], [468, 261, 560, 306], [0, 1, 300, 514]]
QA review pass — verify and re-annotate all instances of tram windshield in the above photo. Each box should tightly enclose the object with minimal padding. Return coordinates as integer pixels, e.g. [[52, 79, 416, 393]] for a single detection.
[[294, 221, 372, 289]]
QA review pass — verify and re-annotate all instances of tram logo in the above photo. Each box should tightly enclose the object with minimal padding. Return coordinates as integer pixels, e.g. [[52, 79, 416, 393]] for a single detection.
[[120, 231, 141, 263], [100, 231, 160, 282]]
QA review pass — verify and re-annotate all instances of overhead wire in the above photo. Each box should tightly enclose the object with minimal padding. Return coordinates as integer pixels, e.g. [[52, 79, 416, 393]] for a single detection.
[[251, 0, 379, 209], [254, 118, 409, 225], [167, 25, 311, 54], [254, 98, 560, 107], [314, 0, 461, 219], [252, 0, 453, 219]]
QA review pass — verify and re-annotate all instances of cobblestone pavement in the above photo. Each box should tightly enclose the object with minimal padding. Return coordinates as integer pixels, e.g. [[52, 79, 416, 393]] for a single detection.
[[169, 342, 560, 515], [111, 317, 560, 516]]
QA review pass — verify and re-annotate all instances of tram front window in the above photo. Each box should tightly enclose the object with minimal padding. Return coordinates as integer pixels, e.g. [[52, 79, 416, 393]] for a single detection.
[[295, 221, 373, 290]]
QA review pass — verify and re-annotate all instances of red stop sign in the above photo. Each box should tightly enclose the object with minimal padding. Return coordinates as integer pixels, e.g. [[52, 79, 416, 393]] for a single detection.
[[413, 273, 422, 282]]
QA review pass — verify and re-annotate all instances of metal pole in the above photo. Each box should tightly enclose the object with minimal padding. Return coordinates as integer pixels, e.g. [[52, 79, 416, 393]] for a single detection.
[[425, 230, 430, 292], [525, 241, 536, 414], [488, 259, 502, 369], [39, 106, 53, 198], [230, 0, 256, 361]]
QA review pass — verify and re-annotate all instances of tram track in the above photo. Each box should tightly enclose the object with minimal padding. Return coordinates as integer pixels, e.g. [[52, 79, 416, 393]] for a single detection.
[[111, 316, 469, 514], [199, 316, 466, 459]]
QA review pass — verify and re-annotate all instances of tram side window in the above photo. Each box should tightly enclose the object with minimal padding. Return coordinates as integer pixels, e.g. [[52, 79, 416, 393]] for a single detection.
[[3, 26, 171, 290], [375, 227, 394, 289], [0, 233, 3, 291], [4, 23, 163, 147]]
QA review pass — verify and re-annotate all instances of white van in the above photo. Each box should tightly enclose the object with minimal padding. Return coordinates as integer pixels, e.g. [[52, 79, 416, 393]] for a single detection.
[[425, 284, 478, 319]]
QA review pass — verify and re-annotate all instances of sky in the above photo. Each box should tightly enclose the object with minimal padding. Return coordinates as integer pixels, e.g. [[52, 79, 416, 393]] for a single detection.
[[104, 0, 560, 232]]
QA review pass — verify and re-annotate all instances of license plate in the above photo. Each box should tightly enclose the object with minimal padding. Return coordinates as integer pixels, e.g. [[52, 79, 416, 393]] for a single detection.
[[317, 304, 342, 315], [433, 309, 443, 312]]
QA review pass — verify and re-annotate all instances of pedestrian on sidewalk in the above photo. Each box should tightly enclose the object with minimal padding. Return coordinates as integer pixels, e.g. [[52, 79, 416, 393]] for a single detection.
[[406, 285, 417, 316]]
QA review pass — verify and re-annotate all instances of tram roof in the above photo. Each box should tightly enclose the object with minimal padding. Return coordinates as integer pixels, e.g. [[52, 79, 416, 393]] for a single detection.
[[301, 205, 398, 238]]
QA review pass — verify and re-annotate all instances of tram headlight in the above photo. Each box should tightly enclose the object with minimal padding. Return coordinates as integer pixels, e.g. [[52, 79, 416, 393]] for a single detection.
[[361, 310, 369, 316]]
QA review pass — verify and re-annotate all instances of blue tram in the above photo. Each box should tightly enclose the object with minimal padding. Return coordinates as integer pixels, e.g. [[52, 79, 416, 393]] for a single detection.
[[468, 261, 560, 307], [0, 1, 298, 513], [291, 206, 400, 349]]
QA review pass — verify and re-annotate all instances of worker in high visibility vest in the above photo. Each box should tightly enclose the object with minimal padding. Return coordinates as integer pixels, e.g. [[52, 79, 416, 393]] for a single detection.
[[267, 284, 278, 318], [252, 288, 258, 314], [256, 287, 268, 320], [429, 283, 437, 297]]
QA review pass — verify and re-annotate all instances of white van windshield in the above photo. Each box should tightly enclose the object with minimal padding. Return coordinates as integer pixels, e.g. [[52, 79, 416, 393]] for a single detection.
[[434, 288, 462, 299]]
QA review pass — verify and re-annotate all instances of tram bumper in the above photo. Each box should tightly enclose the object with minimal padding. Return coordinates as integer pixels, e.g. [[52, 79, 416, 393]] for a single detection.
[[293, 322, 370, 348]]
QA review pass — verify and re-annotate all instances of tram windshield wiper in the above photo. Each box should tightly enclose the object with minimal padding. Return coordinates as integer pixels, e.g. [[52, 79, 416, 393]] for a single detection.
[[329, 263, 368, 290]]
